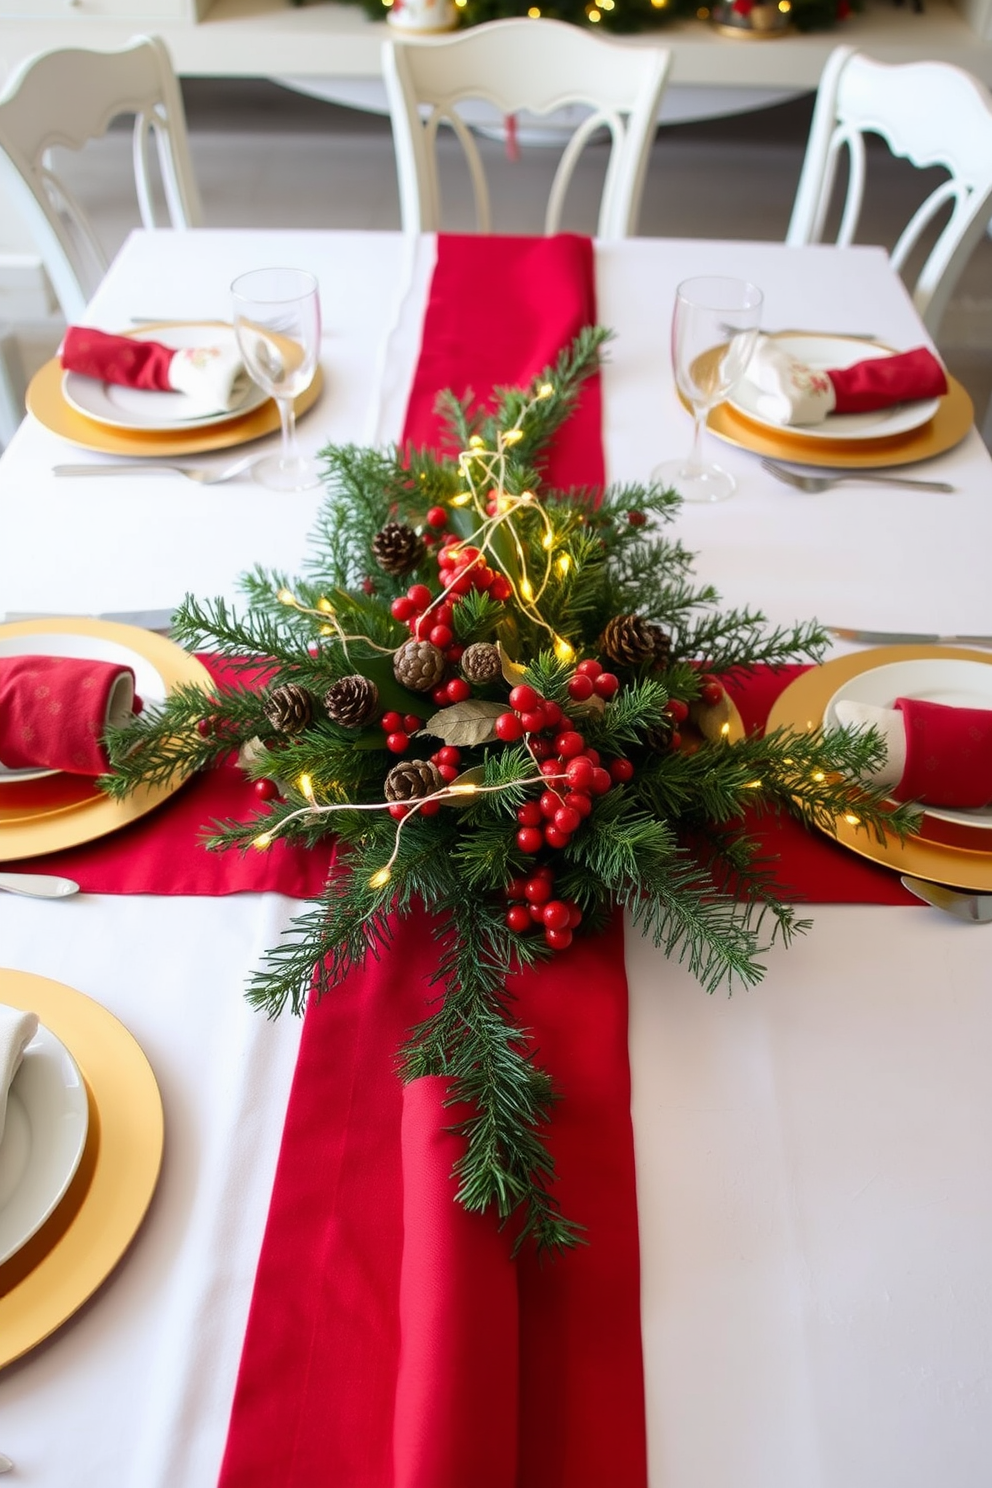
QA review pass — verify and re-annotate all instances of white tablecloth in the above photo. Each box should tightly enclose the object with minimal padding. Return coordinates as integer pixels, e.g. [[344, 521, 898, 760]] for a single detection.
[[1, 231, 990, 1488]]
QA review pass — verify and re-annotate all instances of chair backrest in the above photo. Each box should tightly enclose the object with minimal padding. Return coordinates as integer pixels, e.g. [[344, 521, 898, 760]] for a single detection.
[[786, 45, 992, 337], [0, 34, 201, 322], [382, 19, 671, 241]]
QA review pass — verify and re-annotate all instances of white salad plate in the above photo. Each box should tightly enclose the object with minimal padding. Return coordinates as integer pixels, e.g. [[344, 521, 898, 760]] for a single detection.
[[0, 1022, 89, 1266], [824, 658, 992, 829], [0, 631, 167, 784], [729, 334, 943, 443], [62, 324, 266, 432]]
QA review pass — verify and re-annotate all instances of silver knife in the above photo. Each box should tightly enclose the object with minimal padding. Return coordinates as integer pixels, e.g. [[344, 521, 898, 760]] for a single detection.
[[829, 626, 992, 649]]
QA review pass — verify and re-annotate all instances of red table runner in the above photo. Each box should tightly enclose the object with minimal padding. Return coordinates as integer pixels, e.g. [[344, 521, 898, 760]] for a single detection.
[[220, 234, 647, 1488]]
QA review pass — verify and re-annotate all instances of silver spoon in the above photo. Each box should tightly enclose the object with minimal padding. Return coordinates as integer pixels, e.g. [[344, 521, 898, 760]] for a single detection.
[[900, 875, 992, 923], [760, 458, 954, 495], [0, 872, 79, 899]]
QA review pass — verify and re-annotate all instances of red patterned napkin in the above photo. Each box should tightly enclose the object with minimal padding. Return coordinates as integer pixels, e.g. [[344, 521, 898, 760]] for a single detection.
[[744, 339, 947, 426], [832, 694, 992, 808], [0, 655, 134, 775], [895, 697, 992, 807], [61, 326, 250, 413]]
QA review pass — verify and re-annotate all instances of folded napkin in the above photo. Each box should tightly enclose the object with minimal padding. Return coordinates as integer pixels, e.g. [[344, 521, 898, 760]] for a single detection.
[[0, 656, 135, 776], [742, 337, 948, 426], [0, 1005, 39, 1147], [834, 696, 992, 808], [61, 326, 251, 416]]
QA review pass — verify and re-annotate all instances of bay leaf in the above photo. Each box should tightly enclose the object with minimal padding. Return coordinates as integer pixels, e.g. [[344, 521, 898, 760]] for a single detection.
[[421, 699, 506, 747]]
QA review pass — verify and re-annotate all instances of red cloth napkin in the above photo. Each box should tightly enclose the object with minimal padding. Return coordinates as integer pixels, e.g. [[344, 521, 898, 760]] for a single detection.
[[62, 326, 175, 391], [0, 655, 133, 776], [828, 346, 947, 414], [894, 696, 992, 807]]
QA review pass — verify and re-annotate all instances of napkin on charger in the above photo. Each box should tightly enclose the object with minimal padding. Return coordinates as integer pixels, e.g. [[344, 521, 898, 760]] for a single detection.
[[61, 326, 251, 416], [0, 656, 137, 776], [834, 696, 992, 808], [0, 1005, 39, 1147], [742, 337, 948, 427]]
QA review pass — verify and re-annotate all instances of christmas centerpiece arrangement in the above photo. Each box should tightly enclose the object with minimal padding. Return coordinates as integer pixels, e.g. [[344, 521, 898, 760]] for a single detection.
[[103, 330, 914, 1251]]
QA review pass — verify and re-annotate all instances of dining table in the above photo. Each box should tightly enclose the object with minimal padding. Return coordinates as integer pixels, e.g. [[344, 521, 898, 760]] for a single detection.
[[0, 227, 990, 1488]]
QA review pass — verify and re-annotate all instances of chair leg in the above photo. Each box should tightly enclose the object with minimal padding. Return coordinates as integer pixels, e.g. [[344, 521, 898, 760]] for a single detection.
[[0, 327, 26, 449]]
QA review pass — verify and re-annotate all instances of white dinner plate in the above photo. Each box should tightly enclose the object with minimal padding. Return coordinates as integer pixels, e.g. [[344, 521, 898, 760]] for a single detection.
[[0, 631, 167, 784], [0, 1022, 89, 1266], [728, 334, 943, 443], [62, 324, 267, 432], [824, 658, 992, 829]]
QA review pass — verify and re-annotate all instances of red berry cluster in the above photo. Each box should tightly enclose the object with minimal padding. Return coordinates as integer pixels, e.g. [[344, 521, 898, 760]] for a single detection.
[[380, 709, 423, 755], [504, 866, 583, 952], [436, 540, 512, 604], [564, 657, 619, 703], [494, 683, 634, 859], [390, 584, 462, 660]]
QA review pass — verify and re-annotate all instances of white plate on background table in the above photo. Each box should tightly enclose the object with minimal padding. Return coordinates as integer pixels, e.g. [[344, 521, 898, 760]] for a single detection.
[[62, 323, 267, 432], [0, 1023, 89, 1266], [0, 631, 167, 784], [824, 658, 992, 830], [728, 334, 943, 443]]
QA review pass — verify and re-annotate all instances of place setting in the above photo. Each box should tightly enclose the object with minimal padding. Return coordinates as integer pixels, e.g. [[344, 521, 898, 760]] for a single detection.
[[27, 267, 325, 489], [767, 643, 992, 894], [656, 275, 974, 502], [0, 967, 163, 1369], [0, 616, 211, 860]]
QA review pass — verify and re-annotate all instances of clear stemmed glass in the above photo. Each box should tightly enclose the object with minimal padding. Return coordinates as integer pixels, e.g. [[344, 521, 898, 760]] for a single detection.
[[653, 275, 763, 504], [231, 267, 322, 492]]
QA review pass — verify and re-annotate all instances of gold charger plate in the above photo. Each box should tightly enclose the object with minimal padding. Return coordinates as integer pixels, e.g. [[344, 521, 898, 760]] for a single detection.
[[705, 374, 973, 470], [767, 644, 992, 891], [0, 968, 163, 1368], [27, 330, 323, 457], [0, 618, 210, 860]]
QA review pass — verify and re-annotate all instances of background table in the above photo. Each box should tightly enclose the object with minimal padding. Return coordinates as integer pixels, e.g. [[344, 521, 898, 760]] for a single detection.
[[0, 230, 990, 1488]]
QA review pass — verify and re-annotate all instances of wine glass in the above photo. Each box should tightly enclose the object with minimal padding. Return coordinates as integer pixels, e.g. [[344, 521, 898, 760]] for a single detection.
[[653, 275, 763, 504], [231, 267, 322, 492]]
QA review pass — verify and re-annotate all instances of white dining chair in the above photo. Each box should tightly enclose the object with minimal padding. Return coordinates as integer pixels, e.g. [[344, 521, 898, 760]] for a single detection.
[[787, 45, 992, 338], [0, 34, 201, 444], [382, 18, 671, 240]]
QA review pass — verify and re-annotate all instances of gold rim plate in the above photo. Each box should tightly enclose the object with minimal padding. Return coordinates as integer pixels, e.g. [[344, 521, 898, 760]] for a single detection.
[[707, 374, 973, 469], [0, 969, 163, 1368], [0, 619, 211, 861], [767, 645, 992, 891], [28, 325, 322, 457]]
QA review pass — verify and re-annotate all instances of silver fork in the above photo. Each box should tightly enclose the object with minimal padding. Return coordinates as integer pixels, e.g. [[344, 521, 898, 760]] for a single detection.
[[760, 458, 954, 495], [53, 452, 263, 486]]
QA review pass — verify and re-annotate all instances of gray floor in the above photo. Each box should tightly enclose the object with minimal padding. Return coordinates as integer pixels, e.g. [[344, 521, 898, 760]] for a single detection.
[[8, 78, 992, 435]]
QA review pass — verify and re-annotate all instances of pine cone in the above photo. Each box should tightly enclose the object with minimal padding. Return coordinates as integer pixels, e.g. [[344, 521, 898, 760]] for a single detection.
[[393, 638, 446, 692], [600, 614, 658, 668], [384, 758, 444, 802], [264, 682, 314, 735], [647, 624, 672, 669], [460, 641, 500, 686], [324, 674, 379, 729], [644, 718, 674, 752], [372, 522, 426, 577]]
